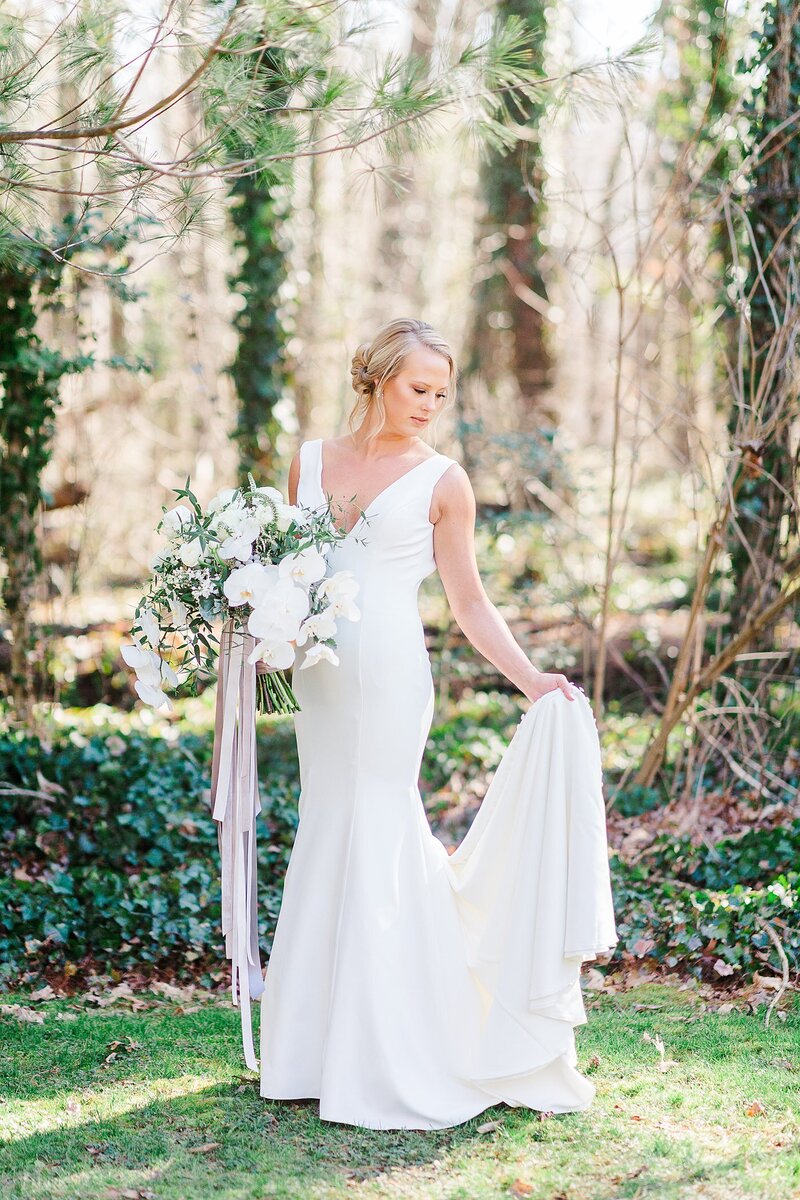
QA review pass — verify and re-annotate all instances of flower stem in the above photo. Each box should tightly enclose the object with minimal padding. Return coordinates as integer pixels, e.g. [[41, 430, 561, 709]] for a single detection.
[[256, 669, 300, 716]]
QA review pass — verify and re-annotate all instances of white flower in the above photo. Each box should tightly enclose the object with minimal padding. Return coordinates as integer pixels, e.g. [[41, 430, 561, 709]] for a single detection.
[[246, 639, 295, 671], [121, 642, 179, 702], [317, 570, 361, 620], [207, 487, 239, 515], [178, 539, 203, 567], [161, 505, 193, 538], [324, 591, 360, 621], [253, 486, 283, 503], [121, 641, 158, 676], [169, 598, 188, 627], [218, 515, 261, 562], [247, 578, 309, 641], [275, 503, 304, 533], [278, 547, 327, 587], [318, 570, 358, 600], [223, 561, 278, 607], [134, 679, 173, 710], [298, 642, 339, 669], [136, 608, 161, 647], [295, 604, 338, 646]]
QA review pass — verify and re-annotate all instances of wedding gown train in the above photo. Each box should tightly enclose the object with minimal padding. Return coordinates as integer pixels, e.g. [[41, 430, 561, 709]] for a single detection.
[[254, 437, 618, 1130]]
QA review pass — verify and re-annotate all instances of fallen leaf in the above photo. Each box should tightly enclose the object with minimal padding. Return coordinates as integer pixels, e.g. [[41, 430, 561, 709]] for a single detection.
[[0, 1004, 45, 1024], [746, 1100, 767, 1117], [753, 972, 784, 991], [188, 1142, 221, 1154], [30, 984, 56, 1001], [476, 1119, 503, 1133], [510, 1180, 533, 1197]]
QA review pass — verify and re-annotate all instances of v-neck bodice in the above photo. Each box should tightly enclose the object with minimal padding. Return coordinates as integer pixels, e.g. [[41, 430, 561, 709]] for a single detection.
[[297, 437, 458, 582], [318, 439, 447, 537]]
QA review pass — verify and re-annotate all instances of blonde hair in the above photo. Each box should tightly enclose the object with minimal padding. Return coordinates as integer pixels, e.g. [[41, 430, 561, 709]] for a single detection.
[[348, 317, 457, 447]]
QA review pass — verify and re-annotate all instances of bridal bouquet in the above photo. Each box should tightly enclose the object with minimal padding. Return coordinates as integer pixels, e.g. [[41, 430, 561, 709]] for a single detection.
[[120, 474, 360, 715]]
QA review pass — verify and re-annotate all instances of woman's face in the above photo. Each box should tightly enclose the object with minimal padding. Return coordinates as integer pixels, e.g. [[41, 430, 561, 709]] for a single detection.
[[381, 346, 450, 435]]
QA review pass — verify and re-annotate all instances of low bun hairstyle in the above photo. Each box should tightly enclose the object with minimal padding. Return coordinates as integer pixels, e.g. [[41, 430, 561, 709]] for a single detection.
[[348, 317, 457, 446]]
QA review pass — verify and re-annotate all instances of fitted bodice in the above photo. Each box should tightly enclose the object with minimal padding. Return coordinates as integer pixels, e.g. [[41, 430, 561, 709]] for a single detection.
[[296, 437, 458, 594]]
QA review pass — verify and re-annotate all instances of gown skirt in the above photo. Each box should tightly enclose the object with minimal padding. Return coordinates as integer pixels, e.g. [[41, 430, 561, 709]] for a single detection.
[[257, 437, 619, 1130]]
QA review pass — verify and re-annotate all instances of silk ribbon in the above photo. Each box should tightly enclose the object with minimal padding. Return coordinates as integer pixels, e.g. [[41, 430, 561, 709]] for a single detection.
[[208, 617, 265, 1070]]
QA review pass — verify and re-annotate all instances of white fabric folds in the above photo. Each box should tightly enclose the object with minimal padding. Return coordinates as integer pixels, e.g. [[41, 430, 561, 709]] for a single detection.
[[443, 688, 619, 1087], [209, 618, 265, 1070]]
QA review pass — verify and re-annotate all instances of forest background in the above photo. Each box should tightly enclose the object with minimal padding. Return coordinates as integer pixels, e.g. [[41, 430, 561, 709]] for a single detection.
[[0, 0, 798, 1016]]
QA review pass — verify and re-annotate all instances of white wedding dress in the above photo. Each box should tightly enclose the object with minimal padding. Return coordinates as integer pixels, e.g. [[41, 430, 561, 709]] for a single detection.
[[257, 437, 618, 1129]]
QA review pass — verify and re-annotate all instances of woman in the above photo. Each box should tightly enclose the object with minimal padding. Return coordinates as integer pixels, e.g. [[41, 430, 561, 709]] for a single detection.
[[258, 317, 617, 1129]]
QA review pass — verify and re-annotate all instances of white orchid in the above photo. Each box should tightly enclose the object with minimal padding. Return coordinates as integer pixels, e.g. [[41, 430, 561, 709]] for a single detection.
[[295, 604, 338, 646], [123, 644, 178, 690], [121, 641, 178, 709], [246, 638, 295, 671], [318, 570, 361, 621], [247, 577, 309, 641], [136, 607, 161, 647], [278, 547, 327, 587], [218, 514, 262, 561], [298, 642, 339, 669], [161, 504, 193, 538], [127, 472, 359, 716], [224, 560, 279, 606], [134, 678, 173, 709]]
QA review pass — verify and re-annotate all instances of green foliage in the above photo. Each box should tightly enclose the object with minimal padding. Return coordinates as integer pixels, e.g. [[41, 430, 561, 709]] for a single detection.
[[421, 692, 522, 795], [3, 698, 796, 990], [0, 208, 148, 710], [218, 40, 292, 486], [724, 0, 800, 635], [0, 725, 299, 988], [613, 851, 798, 978]]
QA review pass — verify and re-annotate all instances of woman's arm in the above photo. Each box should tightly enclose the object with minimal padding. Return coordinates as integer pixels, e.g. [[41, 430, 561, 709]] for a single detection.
[[287, 449, 301, 506], [432, 463, 577, 704]]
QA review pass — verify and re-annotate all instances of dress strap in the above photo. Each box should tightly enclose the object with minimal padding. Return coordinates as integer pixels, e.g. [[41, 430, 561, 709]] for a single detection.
[[297, 438, 323, 508], [429, 454, 458, 487]]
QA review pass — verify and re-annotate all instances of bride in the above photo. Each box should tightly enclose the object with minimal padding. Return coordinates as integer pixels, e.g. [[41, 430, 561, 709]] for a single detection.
[[256, 316, 618, 1130]]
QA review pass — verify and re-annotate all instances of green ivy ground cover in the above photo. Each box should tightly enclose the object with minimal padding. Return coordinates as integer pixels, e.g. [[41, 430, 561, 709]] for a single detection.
[[0, 984, 797, 1200], [1, 705, 798, 990]]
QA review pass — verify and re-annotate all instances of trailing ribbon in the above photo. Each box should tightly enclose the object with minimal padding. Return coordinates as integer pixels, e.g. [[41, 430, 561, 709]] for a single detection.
[[208, 617, 265, 1070]]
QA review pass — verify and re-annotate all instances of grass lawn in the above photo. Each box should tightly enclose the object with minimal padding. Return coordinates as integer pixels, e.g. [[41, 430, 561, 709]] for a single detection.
[[1, 982, 798, 1200]]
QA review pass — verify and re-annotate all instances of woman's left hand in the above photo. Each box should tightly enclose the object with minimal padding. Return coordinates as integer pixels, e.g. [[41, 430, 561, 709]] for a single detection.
[[523, 670, 580, 705]]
